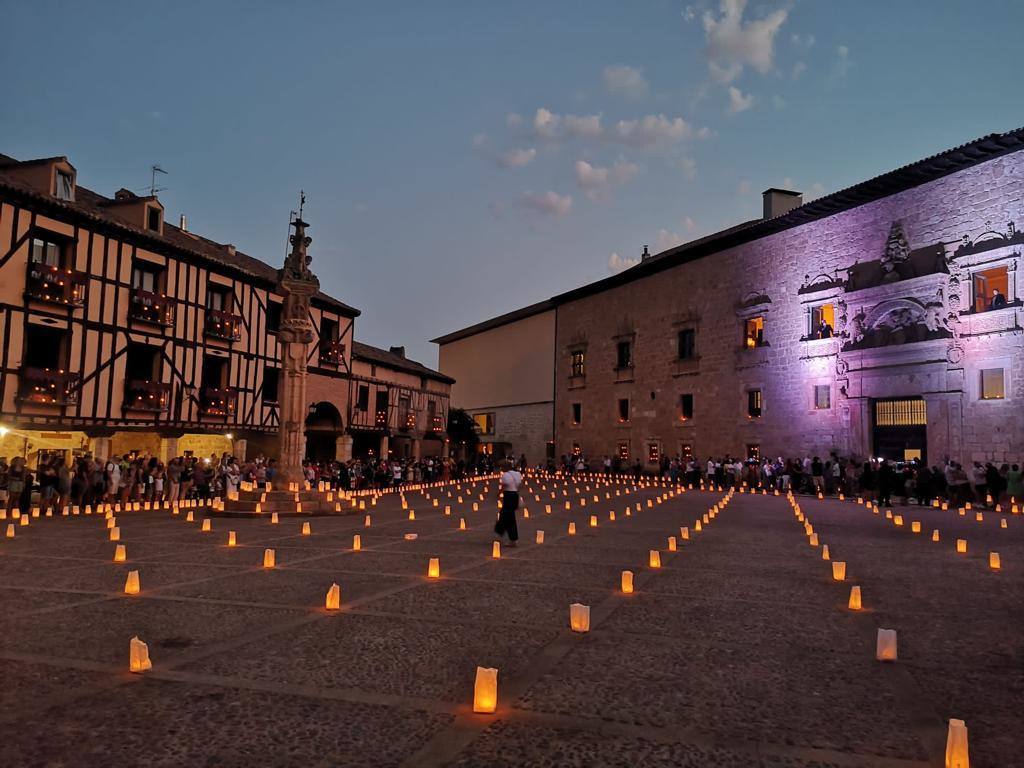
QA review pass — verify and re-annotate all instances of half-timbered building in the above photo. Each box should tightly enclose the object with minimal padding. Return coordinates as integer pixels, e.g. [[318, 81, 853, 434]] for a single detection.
[[0, 152, 450, 467]]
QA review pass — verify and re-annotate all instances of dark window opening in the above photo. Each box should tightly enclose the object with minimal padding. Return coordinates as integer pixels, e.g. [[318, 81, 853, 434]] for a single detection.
[[616, 340, 633, 369], [571, 402, 582, 425], [263, 368, 280, 403], [24, 324, 64, 369], [320, 317, 338, 342], [207, 283, 231, 311], [266, 300, 283, 333], [357, 384, 370, 411], [680, 393, 694, 420], [747, 444, 761, 461], [126, 343, 159, 381], [747, 389, 762, 418], [201, 356, 229, 390], [677, 329, 696, 359], [617, 398, 630, 422], [132, 261, 163, 293], [146, 206, 162, 232]]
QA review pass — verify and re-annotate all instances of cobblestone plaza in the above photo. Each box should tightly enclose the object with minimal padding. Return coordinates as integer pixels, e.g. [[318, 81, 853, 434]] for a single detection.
[[1, 477, 1019, 767]]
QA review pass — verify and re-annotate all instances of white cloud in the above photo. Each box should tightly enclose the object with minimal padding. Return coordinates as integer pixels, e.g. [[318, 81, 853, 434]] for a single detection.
[[683, 5, 697, 22], [727, 86, 754, 114], [703, 0, 788, 83], [533, 107, 560, 138], [790, 32, 815, 48], [611, 114, 698, 147], [496, 147, 537, 168], [808, 181, 826, 199], [673, 156, 697, 179], [519, 190, 573, 217], [608, 251, 641, 273], [834, 45, 852, 78], [655, 228, 685, 253], [564, 113, 603, 138], [683, 216, 698, 233], [574, 159, 639, 200], [738, 179, 752, 195], [603, 64, 649, 99]]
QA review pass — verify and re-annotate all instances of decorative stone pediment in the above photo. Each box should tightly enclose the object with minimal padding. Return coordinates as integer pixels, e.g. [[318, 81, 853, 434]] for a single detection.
[[954, 220, 1023, 258], [798, 271, 844, 295], [735, 290, 771, 314], [844, 295, 953, 351]]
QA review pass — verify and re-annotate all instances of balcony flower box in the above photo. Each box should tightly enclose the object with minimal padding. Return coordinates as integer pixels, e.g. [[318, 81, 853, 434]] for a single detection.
[[130, 288, 175, 327], [18, 367, 80, 405], [25, 262, 88, 306], [205, 308, 243, 341]]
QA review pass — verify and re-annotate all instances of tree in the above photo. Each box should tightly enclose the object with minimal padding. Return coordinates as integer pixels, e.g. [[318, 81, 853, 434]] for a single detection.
[[447, 408, 480, 458]]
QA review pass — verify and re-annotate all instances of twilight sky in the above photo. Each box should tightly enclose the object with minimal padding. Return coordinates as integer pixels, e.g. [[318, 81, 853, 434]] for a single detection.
[[2, 0, 1022, 365]]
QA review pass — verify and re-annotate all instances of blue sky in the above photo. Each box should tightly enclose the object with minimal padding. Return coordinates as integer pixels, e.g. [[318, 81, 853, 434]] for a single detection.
[[2, 0, 1022, 364]]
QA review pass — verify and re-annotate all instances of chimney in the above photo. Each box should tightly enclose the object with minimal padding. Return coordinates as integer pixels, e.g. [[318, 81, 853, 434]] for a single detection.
[[640, 244, 651, 261], [389, 345, 406, 358], [762, 188, 802, 220], [225, 243, 236, 256], [179, 214, 187, 231]]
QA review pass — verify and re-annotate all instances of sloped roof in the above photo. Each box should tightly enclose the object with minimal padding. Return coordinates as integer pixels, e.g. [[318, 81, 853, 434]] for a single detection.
[[0, 153, 359, 317], [352, 341, 454, 384], [433, 126, 1024, 341]]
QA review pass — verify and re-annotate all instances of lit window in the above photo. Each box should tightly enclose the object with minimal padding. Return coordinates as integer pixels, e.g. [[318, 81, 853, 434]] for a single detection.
[[648, 443, 660, 463], [810, 304, 835, 338], [473, 412, 495, 435], [747, 444, 760, 461], [570, 350, 585, 377], [747, 389, 762, 418], [55, 170, 74, 201], [573, 442, 582, 457], [980, 368, 1005, 400], [677, 329, 696, 359], [617, 441, 629, 461], [616, 340, 633, 369], [743, 316, 765, 348], [814, 385, 831, 410], [680, 443, 693, 460], [571, 402, 582, 425], [973, 266, 1010, 312], [680, 393, 694, 420], [617, 398, 630, 422]]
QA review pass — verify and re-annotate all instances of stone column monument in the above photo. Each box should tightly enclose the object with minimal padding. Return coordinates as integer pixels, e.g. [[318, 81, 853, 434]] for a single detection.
[[275, 206, 320, 487]]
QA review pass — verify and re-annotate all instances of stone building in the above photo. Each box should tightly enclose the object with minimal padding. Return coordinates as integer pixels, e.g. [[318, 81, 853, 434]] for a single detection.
[[435, 127, 1024, 468], [432, 301, 555, 464], [0, 151, 450, 467]]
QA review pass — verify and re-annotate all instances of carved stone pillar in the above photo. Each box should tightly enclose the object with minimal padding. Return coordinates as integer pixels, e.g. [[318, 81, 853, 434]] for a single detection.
[[89, 436, 112, 461], [380, 435, 389, 458], [275, 212, 320, 487]]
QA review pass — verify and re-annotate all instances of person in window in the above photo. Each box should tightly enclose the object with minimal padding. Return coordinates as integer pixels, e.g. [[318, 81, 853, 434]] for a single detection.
[[816, 319, 833, 339], [990, 288, 1007, 309]]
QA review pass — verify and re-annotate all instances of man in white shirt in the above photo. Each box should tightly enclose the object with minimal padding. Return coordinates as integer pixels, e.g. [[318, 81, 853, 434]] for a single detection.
[[495, 460, 523, 546]]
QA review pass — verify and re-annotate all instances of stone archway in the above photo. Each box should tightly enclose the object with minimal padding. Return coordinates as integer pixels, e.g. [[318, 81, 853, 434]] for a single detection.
[[305, 401, 343, 463]]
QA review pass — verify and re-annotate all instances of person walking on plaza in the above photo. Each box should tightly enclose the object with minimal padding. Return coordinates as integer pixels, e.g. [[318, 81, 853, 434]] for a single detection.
[[494, 459, 523, 547]]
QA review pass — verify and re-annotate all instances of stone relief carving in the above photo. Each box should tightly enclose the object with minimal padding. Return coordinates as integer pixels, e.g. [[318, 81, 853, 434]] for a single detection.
[[880, 221, 911, 281]]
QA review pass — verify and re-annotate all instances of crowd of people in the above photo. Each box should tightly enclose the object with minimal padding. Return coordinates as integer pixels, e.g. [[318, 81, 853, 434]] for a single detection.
[[558, 452, 1024, 507], [0, 451, 511, 512]]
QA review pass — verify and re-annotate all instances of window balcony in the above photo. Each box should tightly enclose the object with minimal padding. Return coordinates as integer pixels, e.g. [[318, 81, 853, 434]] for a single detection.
[[18, 367, 80, 405], [205, 308, 243, 341], [199, 387, 238, 417], [25, 261, 88, 306], [374, 409, 388, 428], [129, 288, 176, 327], [426, 415, 445, 433], [124, 380, 171, 412], [319, 339, 346, 366], [398, 412, 417, 432]]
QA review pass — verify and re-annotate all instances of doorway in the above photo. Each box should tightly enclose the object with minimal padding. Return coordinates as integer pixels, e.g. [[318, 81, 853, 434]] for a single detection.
[[872, 397, 927, 463]]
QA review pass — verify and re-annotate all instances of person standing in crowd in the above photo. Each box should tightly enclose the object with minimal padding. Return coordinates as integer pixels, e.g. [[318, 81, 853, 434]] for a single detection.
[[494, 458, 523, 547]]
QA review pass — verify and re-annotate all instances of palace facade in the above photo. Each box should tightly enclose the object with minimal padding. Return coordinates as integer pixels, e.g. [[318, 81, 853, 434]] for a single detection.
[[0, 152, 449, 467], [434, 127, 1024, 468]]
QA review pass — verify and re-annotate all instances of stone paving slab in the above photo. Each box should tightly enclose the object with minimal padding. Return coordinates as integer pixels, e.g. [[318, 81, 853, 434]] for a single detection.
[[182, 612, 560, 701], [0, 677, 453, 768], [1, 597, 297, 665]]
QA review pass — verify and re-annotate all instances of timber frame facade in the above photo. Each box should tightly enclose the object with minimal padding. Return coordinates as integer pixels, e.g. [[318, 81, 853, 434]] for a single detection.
[[0, 152, 449, 465]]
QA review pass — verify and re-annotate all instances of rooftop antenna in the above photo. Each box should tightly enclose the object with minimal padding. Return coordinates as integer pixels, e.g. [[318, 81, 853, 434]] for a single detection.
[[149, 164, 168, 196], [298, 189, 306, 221]]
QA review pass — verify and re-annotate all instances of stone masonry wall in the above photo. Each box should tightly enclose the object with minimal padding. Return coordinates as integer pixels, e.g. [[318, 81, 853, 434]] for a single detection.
[[555, 152, 1024, 468], [472, 402, 553, 465]]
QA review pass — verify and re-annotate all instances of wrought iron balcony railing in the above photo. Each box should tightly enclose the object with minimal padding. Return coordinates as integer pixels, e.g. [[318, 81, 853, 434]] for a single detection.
[[205, 308, 243, 341], [129, 288, 176, 327], [199, 387, 238, 417], [124, 380, 171, 412], [18, 367, 80, 405], [25, 261, 88, 306]]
